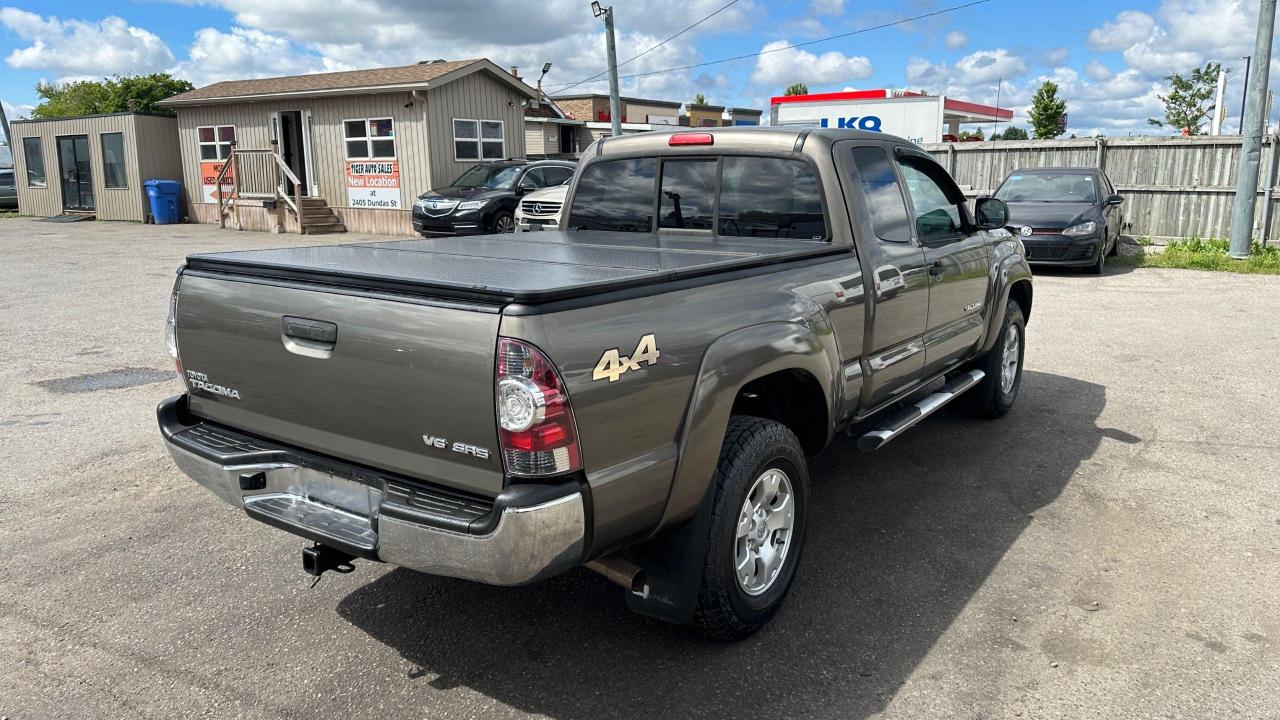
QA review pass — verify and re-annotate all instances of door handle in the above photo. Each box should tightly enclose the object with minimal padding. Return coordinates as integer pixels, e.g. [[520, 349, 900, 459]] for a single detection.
[[281, 316, 337, 359], [928, 261, 946, 278], [282, 316, 337, 343]]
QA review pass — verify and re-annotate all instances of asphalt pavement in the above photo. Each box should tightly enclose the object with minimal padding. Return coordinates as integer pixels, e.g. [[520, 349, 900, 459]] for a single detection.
[[0, 217, 1277, 719]]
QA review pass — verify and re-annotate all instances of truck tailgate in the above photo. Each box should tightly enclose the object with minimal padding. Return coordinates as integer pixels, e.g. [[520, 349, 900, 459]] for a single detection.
[[174, 272, 504, 496]]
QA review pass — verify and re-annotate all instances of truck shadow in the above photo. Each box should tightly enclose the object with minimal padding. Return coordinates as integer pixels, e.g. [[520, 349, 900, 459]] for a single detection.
[[337, 370, 1111, 719]]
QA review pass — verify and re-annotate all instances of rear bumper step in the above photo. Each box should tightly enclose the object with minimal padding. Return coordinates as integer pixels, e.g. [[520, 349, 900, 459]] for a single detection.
[[857, 369, 985, 452], [158, 395, 586, 586]]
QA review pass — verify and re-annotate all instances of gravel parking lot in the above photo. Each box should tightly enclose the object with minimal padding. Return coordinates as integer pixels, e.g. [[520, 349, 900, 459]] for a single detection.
[[1, 217, 1277, 719]]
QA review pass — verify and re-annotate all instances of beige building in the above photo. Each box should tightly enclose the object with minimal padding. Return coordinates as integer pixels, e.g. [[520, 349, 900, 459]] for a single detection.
[[552, 94, 683, 125], [11, 112, 181, 221], [685, 103, 727, 127], [159, 59, 536, 235]]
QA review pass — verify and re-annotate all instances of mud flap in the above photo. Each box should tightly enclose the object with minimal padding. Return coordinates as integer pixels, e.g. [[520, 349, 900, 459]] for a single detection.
[[622, 487, 717, 624]]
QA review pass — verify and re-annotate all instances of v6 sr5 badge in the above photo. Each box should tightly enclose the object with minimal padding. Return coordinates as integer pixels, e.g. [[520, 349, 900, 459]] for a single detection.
[[592, 333, 660, 382]]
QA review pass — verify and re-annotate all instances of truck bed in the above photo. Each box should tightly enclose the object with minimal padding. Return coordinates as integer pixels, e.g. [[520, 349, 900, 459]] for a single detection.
[[184, 231, 843, 304]]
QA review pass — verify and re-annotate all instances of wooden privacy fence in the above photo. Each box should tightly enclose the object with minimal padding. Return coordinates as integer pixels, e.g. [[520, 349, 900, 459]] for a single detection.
[[919, 135, 1280, 244]]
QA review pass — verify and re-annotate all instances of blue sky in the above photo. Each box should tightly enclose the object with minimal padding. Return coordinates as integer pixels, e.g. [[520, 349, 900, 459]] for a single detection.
[[0, 0, 1271, 138]]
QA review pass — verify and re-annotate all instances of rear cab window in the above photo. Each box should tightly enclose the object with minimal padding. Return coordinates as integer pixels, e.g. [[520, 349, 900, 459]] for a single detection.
[[568, 154, 827, 240]]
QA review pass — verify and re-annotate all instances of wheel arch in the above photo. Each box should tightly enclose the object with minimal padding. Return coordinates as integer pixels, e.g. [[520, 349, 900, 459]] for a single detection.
[[651, 321, 839, 538]]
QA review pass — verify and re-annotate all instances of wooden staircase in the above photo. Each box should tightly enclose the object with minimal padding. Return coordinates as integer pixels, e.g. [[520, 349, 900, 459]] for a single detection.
[[299, 198, 346, 235]]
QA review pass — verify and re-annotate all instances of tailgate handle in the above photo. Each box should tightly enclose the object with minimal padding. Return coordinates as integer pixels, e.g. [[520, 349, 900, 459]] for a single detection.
[[282, 316, 337, 346]]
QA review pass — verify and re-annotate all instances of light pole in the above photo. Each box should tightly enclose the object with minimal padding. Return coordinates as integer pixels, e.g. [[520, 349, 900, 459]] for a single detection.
[[1229, 1, 1277, 259], [591, 1, 623, 137]]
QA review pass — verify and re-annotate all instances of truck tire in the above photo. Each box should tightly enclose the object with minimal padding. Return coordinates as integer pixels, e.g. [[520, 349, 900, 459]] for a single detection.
[[966, 301, 1026, 419], [690, 416, 809, 640]]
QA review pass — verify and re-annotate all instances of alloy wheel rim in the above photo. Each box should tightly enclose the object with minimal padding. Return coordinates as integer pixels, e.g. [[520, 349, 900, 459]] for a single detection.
[[734, 467, 796, 596], [496, 216, 514, 232], [1000, 324, 1021, 394]]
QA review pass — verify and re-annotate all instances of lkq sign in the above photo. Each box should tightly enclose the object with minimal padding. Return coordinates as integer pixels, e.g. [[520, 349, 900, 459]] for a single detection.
[[772, 92, 947, 144]]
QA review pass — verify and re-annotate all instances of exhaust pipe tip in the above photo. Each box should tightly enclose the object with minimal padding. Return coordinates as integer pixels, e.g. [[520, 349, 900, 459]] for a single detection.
[[587, 557, 649, 599]]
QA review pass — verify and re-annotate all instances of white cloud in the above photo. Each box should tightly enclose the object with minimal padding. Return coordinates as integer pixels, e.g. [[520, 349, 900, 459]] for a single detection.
[[171, 27, 326, 86], [945, 30, 967, 50], [750, 40, 872, 88], [0, 9, 174, 79], [1087, 10, 1156, 51], [1041, 48, 1069, 66], [954, 49, 1027, 85], [809, 0, 844, 15], [1085, 60, 1114, 81]]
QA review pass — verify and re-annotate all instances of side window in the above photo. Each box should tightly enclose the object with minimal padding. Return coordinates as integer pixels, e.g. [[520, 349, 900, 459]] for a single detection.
[[850, 147, 912, 243], [521, 167, 549, 189], [897, 156, 964, 241], [658, 159, 716, 230], [545, 166, 574, 186], [718, 156, 826, 240], [568, 158, 656, 232]]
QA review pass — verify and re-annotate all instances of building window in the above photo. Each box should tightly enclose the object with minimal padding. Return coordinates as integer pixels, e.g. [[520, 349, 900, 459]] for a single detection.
[[22, 137, 46, 187], [344, 118, 395, 160], [453, 119, 504, 161], [101, 132, 127, 188], [198, 125, 235, 160]]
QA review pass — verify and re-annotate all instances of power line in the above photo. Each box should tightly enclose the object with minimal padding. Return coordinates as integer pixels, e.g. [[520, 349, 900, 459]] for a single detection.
[[550, 0, 743, 96], [545, 0, 991, 92]]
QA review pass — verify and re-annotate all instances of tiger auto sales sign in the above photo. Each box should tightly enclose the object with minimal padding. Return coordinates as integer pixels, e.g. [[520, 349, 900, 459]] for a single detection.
[[346, 160, 402, 209]]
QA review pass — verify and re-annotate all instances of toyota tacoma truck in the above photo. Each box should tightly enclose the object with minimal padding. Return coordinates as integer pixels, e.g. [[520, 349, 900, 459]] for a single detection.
[[159, 127, 1032, 640]]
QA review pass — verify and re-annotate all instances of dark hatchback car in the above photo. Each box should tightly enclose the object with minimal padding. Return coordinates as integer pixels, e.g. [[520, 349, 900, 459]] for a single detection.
[[992, 167, 1124, 274], [412, 160, 576, 235]]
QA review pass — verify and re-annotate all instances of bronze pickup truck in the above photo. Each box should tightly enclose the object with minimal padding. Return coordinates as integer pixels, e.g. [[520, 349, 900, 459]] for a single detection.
[[158, 127, 1032, 639]]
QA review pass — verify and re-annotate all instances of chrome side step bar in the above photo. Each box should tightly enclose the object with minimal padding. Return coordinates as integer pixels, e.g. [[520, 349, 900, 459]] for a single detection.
[[857, 369, 985, 452]]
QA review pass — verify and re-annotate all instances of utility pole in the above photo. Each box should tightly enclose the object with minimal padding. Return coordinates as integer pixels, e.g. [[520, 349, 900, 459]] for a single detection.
[[1240, 55, 1252, 133], [592, 2, 623, 137], [1211, 68, 1227, 135], [1229, 0, 1277, 259]]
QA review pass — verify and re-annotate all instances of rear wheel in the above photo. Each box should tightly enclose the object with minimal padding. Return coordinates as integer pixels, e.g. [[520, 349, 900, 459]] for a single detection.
[[690, 416, 809, 641], [965, 301, 1026, 419]]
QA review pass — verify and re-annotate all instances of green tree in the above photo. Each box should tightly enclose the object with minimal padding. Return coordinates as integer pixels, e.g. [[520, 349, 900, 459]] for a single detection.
[[959, 128, 985, 140], [32, 80, 112, 118], [693, 93, 707, 105], [1147, 62, 1222, 135], [784, 82, 808, 96], [32, 73, 193, 118], [106, 73, 194, 113], [1029, 80, 1068, 139], [992, 126, 1029, 140]]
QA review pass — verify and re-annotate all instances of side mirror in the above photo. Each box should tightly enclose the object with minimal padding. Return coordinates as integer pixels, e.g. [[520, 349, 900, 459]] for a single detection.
[[1105, 193, 1125, 206], [975, 196, 1009, 230]]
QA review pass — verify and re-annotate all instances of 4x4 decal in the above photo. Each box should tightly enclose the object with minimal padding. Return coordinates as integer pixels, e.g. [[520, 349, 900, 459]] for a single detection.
[[592, 334, 660, 382]]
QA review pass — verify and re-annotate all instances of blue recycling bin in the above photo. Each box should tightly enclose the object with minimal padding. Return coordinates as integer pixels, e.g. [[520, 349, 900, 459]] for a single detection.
[[145, 179, 182, 224]]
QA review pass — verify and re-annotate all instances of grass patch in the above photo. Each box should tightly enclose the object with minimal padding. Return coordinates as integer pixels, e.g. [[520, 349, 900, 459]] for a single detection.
[[1116, 238, 1280, 275], [0, 210, 19, 219]]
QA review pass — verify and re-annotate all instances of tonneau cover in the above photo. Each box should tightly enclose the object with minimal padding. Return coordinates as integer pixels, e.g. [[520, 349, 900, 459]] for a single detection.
[[184, 231, 841, 303]]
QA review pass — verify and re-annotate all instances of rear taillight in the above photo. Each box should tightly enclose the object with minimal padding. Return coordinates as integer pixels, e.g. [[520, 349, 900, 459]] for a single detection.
[[496, 337, 581, 477], [166, 275, 186, 389]]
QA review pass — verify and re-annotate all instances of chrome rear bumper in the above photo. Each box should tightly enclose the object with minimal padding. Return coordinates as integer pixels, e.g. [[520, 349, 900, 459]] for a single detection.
[[160, 397, 585, 586]]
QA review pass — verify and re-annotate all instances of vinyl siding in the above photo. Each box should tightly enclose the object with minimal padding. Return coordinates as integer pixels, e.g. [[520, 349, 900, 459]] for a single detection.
[[424, 72, 527, 188], [174, 92, 432, 211], [11, 113, 174, 221]]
